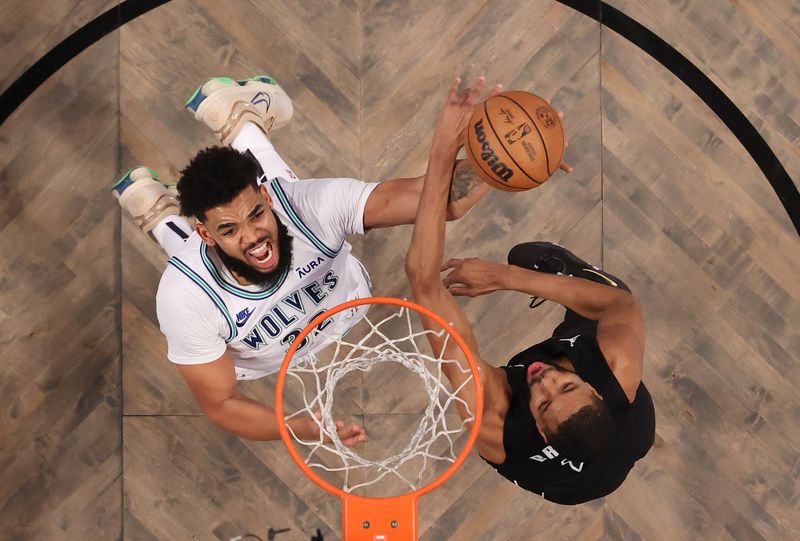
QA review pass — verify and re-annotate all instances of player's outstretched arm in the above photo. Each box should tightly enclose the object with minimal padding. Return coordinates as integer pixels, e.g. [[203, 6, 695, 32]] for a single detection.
[[362, 159, 491, 229], [443, 259, 644, 401], [176, 352, 365, 444], [404, 77, 503, 419], [365, 96, 574, 230]]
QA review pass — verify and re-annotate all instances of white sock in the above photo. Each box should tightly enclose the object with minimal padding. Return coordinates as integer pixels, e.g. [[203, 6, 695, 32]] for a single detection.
[[152, 216, 193, 257], [232, 122, 298, 184]]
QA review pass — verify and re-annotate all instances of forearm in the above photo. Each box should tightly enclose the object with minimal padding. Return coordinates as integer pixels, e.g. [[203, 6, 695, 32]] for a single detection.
[[447, 160, 490, 219], [366, 163, 487, 229], [405, 145, 459, 285], [502, 265, 634, 320], [205, 391, 304, 441]]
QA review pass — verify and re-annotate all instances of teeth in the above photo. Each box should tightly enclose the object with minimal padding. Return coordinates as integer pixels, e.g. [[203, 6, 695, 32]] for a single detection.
[[249, 242, 267, 257], [248, 241, 273, 263]]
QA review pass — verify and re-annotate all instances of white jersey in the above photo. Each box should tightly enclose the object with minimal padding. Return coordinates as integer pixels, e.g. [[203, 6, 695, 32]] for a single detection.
[[156, 175, 378, 379]]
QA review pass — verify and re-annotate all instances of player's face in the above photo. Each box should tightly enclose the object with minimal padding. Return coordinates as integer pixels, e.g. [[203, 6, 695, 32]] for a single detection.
[[198, 184, 283, 276], [526, 362, 601, 438]]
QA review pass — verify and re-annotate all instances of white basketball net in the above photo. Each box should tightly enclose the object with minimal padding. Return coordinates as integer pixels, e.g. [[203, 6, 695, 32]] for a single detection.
[[281, 303, 477, 494]]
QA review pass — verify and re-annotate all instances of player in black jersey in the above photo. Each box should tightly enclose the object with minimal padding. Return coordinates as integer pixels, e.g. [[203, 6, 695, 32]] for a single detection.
[[405, 77, 654, 505]]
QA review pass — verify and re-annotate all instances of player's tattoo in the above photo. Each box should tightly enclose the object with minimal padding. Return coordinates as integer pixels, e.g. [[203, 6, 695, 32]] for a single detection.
[[449, 160, 482, 203]]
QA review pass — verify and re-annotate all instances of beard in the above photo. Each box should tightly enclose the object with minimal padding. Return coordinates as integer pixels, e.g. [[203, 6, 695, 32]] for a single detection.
[[214, 211, 294, 288]]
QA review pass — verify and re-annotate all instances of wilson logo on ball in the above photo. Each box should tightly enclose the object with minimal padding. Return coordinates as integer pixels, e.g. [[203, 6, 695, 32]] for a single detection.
[[474, 119, 514, 182]]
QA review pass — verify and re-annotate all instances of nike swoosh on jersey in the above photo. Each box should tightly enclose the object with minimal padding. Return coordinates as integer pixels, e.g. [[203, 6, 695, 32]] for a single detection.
[[582, 268, 618, 287], [236, 308, 255, 327]]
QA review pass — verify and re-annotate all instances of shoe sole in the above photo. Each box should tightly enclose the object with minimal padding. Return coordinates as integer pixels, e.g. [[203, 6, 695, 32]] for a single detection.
[[509, 242, 627, 290], [508, 242, 589, 273], [185, 75, 283, 112], [184, 76, 237, 111], [111, 166, 159, 199]]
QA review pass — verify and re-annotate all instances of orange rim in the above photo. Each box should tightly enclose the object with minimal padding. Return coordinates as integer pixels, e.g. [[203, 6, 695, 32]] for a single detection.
[[275, 296, 484, 503]]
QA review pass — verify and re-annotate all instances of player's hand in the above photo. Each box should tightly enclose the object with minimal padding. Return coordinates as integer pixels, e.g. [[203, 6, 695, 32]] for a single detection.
[[330, 419, 367, 447], [299, 411, 367, 448], [442, 258, 508, 297], [432, 76, 503, 155]]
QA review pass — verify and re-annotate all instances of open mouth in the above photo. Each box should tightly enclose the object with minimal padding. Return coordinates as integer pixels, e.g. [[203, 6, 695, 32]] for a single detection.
[[526, 362, 551, 385], [245, 239, 278, 271]]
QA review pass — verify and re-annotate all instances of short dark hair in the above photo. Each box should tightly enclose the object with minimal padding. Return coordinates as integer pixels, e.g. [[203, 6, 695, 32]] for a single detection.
[[177, 146, 260, 221], [543, 396, 615, 463]]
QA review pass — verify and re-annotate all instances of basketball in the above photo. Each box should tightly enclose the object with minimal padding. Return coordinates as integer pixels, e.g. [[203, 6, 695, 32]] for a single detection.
[[465, 90, 566, 191]]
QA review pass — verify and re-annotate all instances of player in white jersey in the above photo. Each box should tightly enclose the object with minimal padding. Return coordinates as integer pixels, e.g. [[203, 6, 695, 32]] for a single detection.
[[113, 75, 490, 445]]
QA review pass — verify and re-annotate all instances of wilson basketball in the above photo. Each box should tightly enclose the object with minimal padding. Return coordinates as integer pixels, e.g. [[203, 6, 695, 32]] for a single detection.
[[465, 90, 566, 191]]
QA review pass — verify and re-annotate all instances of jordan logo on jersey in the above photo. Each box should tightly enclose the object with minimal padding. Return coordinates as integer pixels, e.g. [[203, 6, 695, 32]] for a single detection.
[[559, 335, 580, 348]]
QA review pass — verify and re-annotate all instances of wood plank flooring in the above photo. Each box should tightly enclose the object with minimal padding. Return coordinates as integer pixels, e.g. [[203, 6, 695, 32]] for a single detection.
[[1, 0, 798, 539], [0, 14, 121, 538]]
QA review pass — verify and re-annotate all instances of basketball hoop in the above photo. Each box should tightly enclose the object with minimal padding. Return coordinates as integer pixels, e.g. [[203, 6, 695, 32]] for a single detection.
[[275, 297, 483, 541]]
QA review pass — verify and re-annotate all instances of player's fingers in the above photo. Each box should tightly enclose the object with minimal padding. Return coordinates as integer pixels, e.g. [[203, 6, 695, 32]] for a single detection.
[[559, 161, 574, 173], [447, 286, 474, 297], [557, 110, 564, 119], [340, 424, 365, 440], [448, 77, 461, 102], [442, 259, 462, 271], [487, 83, 504, 98], [344, 433, 367, 447], [442, 270, 467, 287], [465, 75, 486, 105]]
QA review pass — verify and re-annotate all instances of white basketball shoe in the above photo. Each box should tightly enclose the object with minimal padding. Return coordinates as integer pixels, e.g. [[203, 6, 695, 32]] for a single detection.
[[184, 75, 293, 144], [111, 166, 180, 234]]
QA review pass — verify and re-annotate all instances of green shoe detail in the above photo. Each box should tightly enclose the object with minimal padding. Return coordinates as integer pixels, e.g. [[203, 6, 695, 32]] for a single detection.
[[237, 75, 279, 86], [184, 76, 237, 109]]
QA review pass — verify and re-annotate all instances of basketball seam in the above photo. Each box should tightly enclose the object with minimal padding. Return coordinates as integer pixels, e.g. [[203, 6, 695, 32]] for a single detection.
[[485, 98, 543, 185], [499, 94, 554, 177]]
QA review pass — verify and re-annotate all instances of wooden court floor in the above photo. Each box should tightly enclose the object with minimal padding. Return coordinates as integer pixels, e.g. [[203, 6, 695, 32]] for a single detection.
[[1, 0, 799, 539]]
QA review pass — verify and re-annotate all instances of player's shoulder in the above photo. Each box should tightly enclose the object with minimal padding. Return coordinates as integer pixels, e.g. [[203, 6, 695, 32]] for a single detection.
[[269, 175, 373, 242], [157, 235, 214, 308], [268, 175, 364, 204], [155, 230, 204, 263]]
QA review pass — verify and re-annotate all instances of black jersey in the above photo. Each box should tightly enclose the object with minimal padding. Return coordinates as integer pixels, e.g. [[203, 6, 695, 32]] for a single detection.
[[483, 329, 655, 505]]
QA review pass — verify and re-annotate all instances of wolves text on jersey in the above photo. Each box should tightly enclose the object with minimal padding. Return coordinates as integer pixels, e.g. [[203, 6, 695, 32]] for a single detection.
[[241, 270, 339, 352]]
